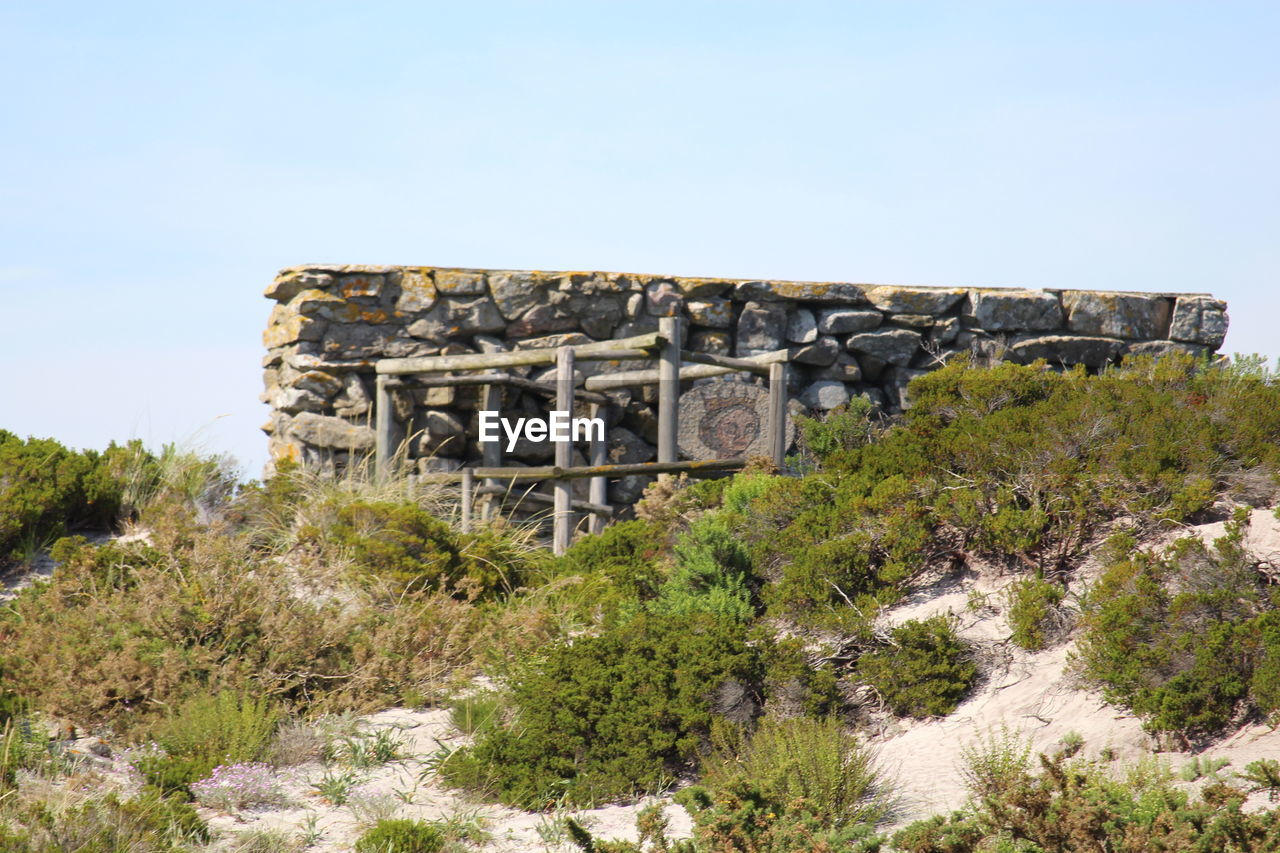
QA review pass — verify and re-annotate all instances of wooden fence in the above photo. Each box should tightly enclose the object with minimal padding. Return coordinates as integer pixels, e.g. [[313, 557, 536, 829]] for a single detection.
[[373, 317, 790, 554]]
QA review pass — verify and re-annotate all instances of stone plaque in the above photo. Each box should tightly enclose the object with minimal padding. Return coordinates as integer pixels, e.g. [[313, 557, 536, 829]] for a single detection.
[[677, 382, 793, 460]]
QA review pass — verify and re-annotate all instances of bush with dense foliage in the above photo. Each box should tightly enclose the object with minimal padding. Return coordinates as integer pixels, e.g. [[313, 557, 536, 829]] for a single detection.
[[1076, 511, 1280, 739], [440, 613, 769, 808], [0, 432, 148, 566], [743, 356, 1280, 633], [301, 498, 528, 599], [893, 746, 1280, 852], [0, 510, 481, 728], [354, 818, 445, 853], [1006, 575, 1067, 651], [855, 616, 976, 718]]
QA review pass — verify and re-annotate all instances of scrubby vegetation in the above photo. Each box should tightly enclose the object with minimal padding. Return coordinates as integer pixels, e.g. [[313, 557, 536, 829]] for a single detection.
[[3, 353, 1280, 849]]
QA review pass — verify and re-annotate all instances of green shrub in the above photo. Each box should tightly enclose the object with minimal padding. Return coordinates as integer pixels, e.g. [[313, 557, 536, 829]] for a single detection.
[[0, 514, 481, 726], [308, 499, 524, 600], [354, 818, 445, 853], [1076, 511, 1280, 738], [702, 716, 893, 830], [676, 781, 885, 853], [440, 613, 767, 808], [650, 515, 755, 622], [742, 356, 1280, 632], [554, 519, 665, 602], [1005, 575, 1066, 651], [134, 691, 280, 794], [448, 690, 503, 737], [855, 616, 976, 718], [893, 751, 1280, 852], [0, 432, 148, 566], [0, 789, 209, 851], [796, 397, 878, 461]]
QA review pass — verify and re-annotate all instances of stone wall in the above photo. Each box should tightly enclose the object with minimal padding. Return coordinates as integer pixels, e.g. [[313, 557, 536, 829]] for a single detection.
[[261, 264, 1227, 496]]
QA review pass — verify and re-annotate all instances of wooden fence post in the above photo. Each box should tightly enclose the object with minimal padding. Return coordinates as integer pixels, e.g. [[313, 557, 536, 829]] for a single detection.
[[553, 346, 575, 556], [657, 316, 681, 466], [588, 402, 608, 534], [768, 361, 788, 468], [375, 375, 393, 479], [480, 383, 502, 521], [460, 467, 474, 533]]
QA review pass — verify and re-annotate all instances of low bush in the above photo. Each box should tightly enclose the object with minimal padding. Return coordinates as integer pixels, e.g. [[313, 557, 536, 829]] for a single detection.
[[354, 818, 445, 853], [0, 519, 480, 727], [893, 750, 1280, 852], [1076, 511, 1280, 738], [440, 613, 768, 808], [701, 716, 893, 830], [0, 433, 146, 567], [0, 789, 209, 852], [855, 616, 976, 718], [553, 518, 665, 603], [1005, 575, 1067, 651], [303, 499, 526, 600], [133, 691, 280, 794]]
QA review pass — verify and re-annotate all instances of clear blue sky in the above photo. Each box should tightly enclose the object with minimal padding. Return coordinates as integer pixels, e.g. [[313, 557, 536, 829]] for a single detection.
[[2, 1, 1277, 478]]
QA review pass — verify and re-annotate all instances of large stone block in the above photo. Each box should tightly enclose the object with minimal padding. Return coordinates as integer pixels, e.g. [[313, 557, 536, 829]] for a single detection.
[[263, 311, 324, 348], [800, 380, 850, 410], [265, 270, 335, 302], [789, 336, 839, 366], [407, 297, 507, 342], [733, 280, 868, 304], [1061, 291, 1173, 339], [863, 285, 965, 314], [395, 268, 438, 313], [434, 269, 488, 295], [488, 270, 546, 319], [735, 301, 788, 355], [817, 308, 881, 335], [1006, 334, 1125, 367], [1168, 296, 1228, 348], [686, 299, 733, 329], [287, 412, 375, 450], [786, 308, 818, 343], [968, 289, 1063, 331], [845, 328, 923, 366]]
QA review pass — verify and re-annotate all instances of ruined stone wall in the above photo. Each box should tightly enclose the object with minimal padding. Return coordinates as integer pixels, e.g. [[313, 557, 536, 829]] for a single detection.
[[260, 264, 1227, 499]]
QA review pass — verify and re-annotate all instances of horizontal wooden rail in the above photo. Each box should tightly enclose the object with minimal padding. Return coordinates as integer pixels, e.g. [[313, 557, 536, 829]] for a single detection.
[[387, 373, 612, 405], [584, 348, 790, 390], [377, 332, 666, 375], [418, 457, 747, 485], [474, 484, 612, 517]]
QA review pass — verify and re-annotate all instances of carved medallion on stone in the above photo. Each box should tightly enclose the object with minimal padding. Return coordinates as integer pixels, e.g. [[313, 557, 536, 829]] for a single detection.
[[677, 382, 793, 460]]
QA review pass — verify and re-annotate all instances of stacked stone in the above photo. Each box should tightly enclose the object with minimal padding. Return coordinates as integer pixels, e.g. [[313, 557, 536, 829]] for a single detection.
[[261, 265, 1227, 480]]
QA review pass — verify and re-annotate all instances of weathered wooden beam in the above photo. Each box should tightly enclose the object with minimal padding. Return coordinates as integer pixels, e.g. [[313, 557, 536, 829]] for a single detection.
[[588, 401, 608, 534], [376, 331, 665, 375], [479, 383, 502, 521], [768, 361, 788, 468], [393, 372, 611, 405], [553, 346, 575, 556], [582, 348, 790, 390], [474, 485, 612, 517], [416, 457, 748, 485], [679, 349, 787, 375], [657, 316, 681, 465], [460, 467, 473, 533], [374, 375, 393, 478]]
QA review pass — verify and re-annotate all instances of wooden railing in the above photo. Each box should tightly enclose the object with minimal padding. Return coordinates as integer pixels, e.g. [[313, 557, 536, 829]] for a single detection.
[[372, 317, 790, 554]]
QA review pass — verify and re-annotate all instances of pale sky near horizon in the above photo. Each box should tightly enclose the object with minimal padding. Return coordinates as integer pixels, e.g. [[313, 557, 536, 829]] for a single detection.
[[2, 1, 1277, 478]]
